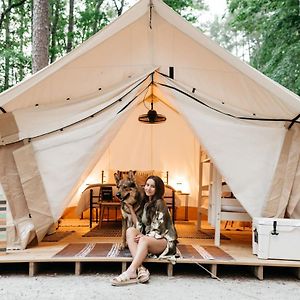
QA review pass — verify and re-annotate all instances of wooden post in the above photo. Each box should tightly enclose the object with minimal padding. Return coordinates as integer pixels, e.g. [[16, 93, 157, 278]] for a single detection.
[[253, 265, 264, 280], [167, 263, 173, 277], [75, 262, 81, 275], [29, 262, 38, 277], [212, 165, 222, 247], [197, 147, 203, 230], [210, 264, 217, 278], [122, 262, 127, 273], [89, 189, 93, 228]]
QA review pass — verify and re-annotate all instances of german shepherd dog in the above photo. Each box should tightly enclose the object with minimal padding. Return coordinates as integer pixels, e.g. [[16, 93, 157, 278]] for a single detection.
[[114, 170, 145, 249]]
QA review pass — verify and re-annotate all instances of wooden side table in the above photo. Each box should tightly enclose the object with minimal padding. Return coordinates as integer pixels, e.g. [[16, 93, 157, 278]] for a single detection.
[[178, 192, 190, 221]]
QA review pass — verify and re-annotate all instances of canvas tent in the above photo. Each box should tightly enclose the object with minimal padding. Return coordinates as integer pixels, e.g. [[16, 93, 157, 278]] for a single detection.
[[1, 0, 300, 250]]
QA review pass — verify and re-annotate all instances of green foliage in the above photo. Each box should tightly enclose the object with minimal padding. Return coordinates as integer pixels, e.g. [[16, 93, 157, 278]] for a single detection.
[[0, 0, 32, 92], [227, 0, 300, 95], [164, 0, 207, 23], [0, 0, 206, 93]]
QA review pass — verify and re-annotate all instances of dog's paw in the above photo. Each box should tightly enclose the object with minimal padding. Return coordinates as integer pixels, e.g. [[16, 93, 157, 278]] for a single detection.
[[120, 242, 127, 250]]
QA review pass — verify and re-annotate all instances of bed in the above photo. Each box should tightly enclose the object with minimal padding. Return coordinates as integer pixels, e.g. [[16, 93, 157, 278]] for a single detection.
[[76, 170, 179, 225]]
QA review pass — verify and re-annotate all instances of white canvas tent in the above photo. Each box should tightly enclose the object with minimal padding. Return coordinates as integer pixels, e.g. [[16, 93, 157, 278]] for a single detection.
[[1, 0, 300, 249]]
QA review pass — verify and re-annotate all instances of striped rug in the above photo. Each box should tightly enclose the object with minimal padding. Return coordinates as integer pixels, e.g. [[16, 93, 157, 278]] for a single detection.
[[53, 242, 234, 261]]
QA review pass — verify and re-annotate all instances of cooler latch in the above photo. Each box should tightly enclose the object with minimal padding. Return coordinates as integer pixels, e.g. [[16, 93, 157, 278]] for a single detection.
[[271, 220, 279, 235], [254, 228, 258, 243]]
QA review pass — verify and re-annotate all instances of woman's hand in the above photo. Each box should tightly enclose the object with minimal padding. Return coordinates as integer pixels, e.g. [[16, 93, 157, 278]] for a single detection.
[[125, 202, 133, 211], [134, 233, 143, 243]]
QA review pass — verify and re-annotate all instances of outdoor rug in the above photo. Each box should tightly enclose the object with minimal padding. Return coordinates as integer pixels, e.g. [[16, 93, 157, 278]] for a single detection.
[[83, 221, 229, 240], [42, 231, 75, 242], [82, 222, 122, 237], [53, 242, 234, 261]]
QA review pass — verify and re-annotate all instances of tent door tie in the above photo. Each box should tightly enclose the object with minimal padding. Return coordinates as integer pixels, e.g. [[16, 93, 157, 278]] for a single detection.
[[149, 0, 153, 29]]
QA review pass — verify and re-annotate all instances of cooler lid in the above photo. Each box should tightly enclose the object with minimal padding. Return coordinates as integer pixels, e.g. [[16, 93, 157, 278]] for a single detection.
[[254, 217, 300, 227]]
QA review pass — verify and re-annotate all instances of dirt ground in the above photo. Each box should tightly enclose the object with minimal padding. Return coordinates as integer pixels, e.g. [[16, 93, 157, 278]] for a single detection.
[[0, 264, 299, 300]]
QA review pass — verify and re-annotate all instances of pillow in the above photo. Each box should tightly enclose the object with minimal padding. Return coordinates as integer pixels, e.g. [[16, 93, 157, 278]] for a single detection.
[[110, 170, 167, 186], [135, 170, 154, 185]]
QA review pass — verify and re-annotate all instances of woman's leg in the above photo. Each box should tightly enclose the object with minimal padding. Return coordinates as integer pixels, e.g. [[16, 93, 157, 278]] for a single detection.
[[126, 235, 167, 277], [126, 227, 140, 258], [112, 228, 167, 283]]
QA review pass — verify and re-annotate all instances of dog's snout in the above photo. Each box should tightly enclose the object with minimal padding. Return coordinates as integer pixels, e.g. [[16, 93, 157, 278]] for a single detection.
[[116, 192, 122, 199]]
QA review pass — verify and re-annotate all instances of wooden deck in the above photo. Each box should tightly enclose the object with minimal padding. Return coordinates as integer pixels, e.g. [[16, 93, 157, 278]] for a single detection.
[[0, 219, 299, 280]]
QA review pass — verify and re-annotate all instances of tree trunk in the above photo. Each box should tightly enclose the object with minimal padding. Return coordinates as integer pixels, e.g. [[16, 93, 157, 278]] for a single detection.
[[19, 7, 24, 80], [92, 0, 104, 34], [50, 0, 59, 63], [112, 0, 125, 17], [66, 0, 74, 53], [4, 0, 11, 90], [32, 0, 49, 73]]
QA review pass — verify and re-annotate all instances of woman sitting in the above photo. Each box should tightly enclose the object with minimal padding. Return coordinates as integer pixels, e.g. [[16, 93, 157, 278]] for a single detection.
[[111, 175, 178, 286]]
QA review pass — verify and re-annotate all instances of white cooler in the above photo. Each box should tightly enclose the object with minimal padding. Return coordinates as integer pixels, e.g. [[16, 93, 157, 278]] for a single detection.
[[252, 217, 300, 260]]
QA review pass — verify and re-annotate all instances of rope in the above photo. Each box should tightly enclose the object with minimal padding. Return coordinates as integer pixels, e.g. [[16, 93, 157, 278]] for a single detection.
[[194, 261, 223, 281], [155, 80, 300, 125], [117, 81, 152, 114], [288, 112, 300, 129], [4, 72, 154, 145]]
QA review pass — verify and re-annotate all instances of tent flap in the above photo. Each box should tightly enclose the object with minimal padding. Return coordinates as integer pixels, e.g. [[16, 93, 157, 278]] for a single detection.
[[0, 112, 19, 145], [0, 143, 36, 249], [13, 143, 54, 242], [263, 124, 300, 218]]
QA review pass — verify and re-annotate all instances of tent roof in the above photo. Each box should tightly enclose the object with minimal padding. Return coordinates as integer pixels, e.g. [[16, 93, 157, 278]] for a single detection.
[[1, 0, 300, 117]]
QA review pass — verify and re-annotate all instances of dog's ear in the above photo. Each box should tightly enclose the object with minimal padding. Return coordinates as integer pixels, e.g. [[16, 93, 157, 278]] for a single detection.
[[127, 170, 136, 183], [114, 171, 122, 186]]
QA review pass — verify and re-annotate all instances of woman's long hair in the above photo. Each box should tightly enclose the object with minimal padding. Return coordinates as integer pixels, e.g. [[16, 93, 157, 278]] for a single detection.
[[144, 175, 165, 202], [143, 176, 165, 223]]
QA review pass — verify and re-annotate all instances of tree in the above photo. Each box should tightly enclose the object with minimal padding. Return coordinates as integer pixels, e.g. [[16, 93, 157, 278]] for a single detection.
[[66, 0, 74, 52], [0, 0, 31, 92], [32, 0, 49, 73], [0, 0, 26, 29], [112, 0, 125, 17], [0, 0, 208, 92], [227, 0, 300, 95]]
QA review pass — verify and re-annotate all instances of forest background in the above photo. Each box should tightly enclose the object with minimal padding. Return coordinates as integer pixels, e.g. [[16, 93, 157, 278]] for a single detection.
[[0, 0, 299, 95]]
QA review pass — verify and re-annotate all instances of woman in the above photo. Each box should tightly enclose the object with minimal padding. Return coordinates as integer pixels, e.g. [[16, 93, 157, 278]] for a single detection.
[[111, 175, 178, 286]]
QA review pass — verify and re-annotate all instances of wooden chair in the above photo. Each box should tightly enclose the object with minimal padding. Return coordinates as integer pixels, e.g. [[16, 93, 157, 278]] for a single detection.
[[89, 187, 101, 228], [98, 186, 121, 228], [164, 185, 176, 223]]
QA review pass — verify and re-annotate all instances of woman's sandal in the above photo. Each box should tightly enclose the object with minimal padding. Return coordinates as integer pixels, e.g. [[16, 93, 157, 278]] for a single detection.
[[111, 272, 138, 286], [137, 266, 150, 283]]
